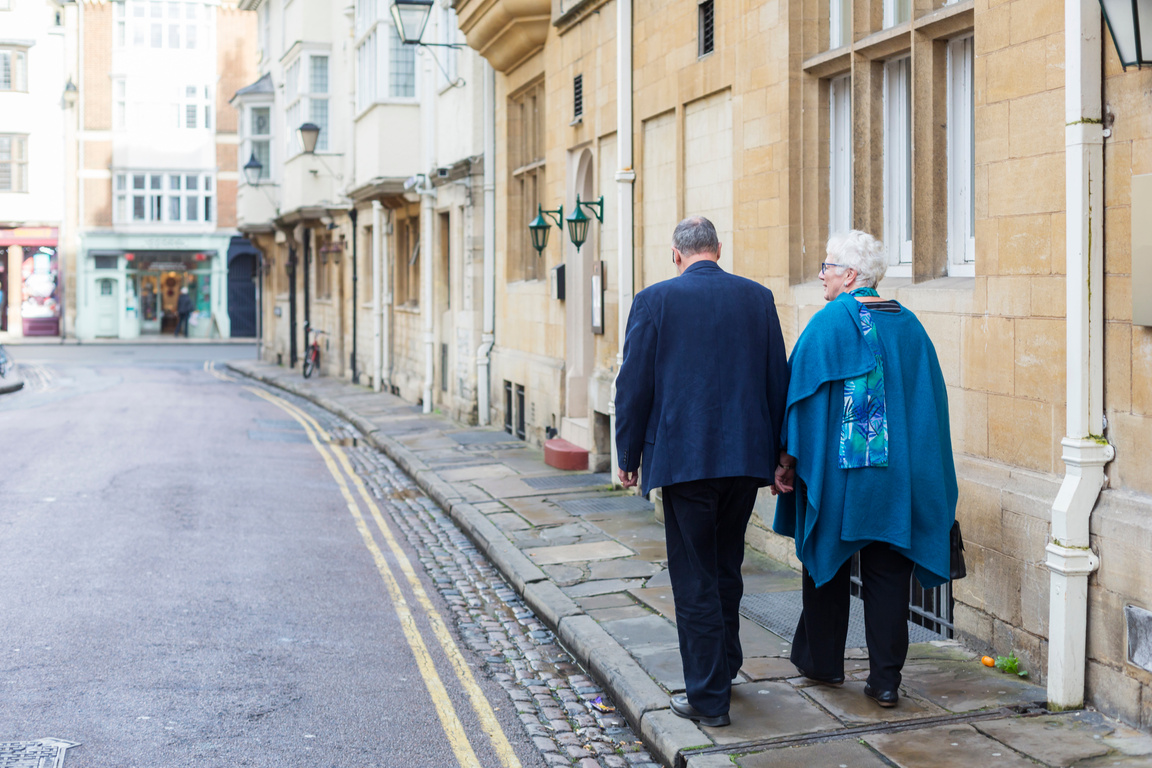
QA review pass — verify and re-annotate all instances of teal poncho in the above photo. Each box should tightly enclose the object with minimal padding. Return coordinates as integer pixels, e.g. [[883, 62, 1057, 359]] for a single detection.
[[772, 293, 958, 588]]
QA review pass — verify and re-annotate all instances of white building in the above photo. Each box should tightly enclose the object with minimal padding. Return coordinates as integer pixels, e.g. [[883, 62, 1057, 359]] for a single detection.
[[0, 0, 67, 337], [71, 0, 257, 340]]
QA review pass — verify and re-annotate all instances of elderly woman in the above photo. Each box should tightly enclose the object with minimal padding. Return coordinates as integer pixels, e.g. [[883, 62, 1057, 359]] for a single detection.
[[772, 230, 957, 708]]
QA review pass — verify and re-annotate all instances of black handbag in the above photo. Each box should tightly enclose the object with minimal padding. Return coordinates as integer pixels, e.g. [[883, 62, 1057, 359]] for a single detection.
[[950, 520, 967, 581]]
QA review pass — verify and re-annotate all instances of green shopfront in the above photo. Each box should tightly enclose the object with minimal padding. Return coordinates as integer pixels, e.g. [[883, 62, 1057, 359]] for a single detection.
[[77, 233, 233, 340]]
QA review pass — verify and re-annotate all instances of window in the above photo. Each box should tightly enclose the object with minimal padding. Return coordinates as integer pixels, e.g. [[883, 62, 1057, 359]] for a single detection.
[[394, 216, 420, 306], [573, 74, 583, 122], [178, 84, 211, 130], [0, 135, 28, 192], [947, 35, 975, 272], [698, 0, 714, 57], [830, 0, 850, 48], [883, 55, 912, 267], [287, 54, 330, 152], [355, 1, 416, 110], [249, 106, 271, 180], [884, 0, 910, 28], [258, 2, 270, 61], [0, 48, 28, 92], [829, 74, 852, 237], [113, 78, 127, 131], [438, 3, 459, 87], [388, 27, 415, 97], [508, 81, 545, 282], [117, 170, 214, 224], [115, 2, 127, 46]]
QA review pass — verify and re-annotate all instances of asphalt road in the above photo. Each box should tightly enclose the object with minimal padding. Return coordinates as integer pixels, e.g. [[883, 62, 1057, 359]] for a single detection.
[[0, 344, 546, 768]]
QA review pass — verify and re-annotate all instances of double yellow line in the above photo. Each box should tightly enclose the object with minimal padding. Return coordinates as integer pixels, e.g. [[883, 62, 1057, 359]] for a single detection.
[[245, 385, 521, 768]]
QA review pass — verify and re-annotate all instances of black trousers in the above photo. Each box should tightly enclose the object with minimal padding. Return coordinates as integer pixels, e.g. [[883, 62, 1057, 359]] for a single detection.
[[791, 541, 915, 691], [176, 313, 190, 337], [663, 476, 760, 716]]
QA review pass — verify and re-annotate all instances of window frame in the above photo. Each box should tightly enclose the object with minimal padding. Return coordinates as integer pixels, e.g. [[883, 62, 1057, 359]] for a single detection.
[[828, 73, 853, 238], [946, 34, 976, 275], [0, 134, 29, 193], [114, 170, 215, 225], [245, 103, 273, 182], [285, 52, 332, 154], [0, 47, 28, 93], [354, 0, 417, 117], [883, 54, 912, 271]]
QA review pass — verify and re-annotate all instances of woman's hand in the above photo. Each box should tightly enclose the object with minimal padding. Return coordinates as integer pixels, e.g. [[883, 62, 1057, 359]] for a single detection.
[[771, 453, 797, 495]]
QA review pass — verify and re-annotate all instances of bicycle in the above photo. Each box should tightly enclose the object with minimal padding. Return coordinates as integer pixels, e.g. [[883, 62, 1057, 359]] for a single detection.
[[0, 344, 10, 379], [302, 327, 326, 379]]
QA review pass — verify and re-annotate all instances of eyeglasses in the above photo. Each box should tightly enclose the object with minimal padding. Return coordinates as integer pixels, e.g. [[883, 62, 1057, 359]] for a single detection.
[[820, 262, 846, 274]]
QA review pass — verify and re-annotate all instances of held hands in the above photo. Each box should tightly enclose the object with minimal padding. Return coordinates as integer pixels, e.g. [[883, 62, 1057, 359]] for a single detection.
[[770, 452, 797, 495], [618, 469, 640, 488]]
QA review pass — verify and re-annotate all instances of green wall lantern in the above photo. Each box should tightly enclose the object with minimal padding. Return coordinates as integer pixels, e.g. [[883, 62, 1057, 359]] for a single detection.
[[1100, 0, 1152, 68], [529, 205, 564, 255], [566, 195, 604, 252]]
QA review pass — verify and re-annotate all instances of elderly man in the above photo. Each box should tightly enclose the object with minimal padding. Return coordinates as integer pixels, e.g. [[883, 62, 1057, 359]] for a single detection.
[[614, 216, 789, 727]]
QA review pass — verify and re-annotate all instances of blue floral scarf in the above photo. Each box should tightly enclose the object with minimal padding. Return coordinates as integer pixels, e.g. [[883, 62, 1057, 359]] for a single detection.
[[839, 288, 888, 468]]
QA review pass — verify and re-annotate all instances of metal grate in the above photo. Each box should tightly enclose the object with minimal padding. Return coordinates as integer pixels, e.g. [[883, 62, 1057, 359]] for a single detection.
[[448, 430, 524, 446], [558, 495, 655, 515], [504, 380, 513, 435], [0, 739, 78, 768], [698, 0, 715, 57], [522, 473, 613, 491], [740, 590, 947, 649], [849, 553, 954, 638], [515, 384, 526, 440], [573, 74, 583, 120]]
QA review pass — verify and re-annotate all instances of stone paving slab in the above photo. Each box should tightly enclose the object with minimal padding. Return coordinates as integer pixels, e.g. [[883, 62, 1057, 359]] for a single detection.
[[733, 739, 893, 768], [226, 359, 1152, 768], [865, 723, 1041, 768]]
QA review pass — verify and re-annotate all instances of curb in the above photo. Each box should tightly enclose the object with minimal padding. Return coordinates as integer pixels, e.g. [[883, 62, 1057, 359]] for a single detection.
[[0, 375, 25, 395], [224, 362, 684, 765]]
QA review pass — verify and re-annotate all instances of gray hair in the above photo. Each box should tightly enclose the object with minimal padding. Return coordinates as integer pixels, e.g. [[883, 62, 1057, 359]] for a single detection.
[[672, 216, 719, 256], [826, 230, 887, 288]]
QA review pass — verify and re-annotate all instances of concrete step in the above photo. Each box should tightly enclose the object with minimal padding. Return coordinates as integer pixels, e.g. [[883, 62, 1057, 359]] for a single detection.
[[544, 437, 589, 471]]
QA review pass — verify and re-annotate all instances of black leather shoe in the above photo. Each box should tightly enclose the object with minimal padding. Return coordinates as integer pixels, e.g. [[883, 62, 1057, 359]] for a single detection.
[[669, 694, 731, 727], [795, 667, 845, 686], [863, 683, 899, 708]]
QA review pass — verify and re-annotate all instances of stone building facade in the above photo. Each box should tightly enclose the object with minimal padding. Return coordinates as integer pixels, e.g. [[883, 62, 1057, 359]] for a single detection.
[[455, 0, 1152, 727], [234, 0, 489, 423]]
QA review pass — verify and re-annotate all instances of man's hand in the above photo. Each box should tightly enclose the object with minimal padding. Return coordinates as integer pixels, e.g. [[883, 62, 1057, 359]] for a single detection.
[[770, 452, 797, 495], [618, 469, 639, 488]]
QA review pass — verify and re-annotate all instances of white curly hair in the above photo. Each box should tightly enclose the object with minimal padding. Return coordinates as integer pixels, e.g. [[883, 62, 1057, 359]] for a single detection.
[[825, 230, 888, 288]]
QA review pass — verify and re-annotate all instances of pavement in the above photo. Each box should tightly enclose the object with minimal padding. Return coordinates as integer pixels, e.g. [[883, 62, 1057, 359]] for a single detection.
[[227, 358, 1152, 768]]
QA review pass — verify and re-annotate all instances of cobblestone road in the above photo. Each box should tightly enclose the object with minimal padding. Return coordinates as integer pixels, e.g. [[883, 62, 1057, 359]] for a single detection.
[[294, 393, 662, 768]]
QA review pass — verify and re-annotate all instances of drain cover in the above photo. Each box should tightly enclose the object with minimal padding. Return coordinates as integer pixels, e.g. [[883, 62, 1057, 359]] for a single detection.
[[522, 473, 612, 490], [0, 739, 78, 768], [558, 496, 655, 515]]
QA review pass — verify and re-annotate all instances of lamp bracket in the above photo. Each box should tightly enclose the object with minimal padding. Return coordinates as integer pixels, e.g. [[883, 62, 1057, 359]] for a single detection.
[[576, 194, 605, 223]]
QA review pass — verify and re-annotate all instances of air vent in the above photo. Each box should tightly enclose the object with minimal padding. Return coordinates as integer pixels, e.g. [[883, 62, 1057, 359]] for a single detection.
[[573, 74, 584, 122], [699, 0, 715, 57]]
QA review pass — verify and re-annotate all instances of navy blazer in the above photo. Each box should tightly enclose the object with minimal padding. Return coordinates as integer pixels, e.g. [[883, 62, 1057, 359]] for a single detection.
[[615, 260, 789, 496]]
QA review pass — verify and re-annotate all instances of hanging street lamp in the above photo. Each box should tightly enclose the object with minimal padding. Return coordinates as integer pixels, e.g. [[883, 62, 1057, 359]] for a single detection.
[[1099, 0, 1152, 68], [244, 153, 264, 186], [298, 122, 321, 154], [529, 204, 564, 255], [565, 195, 604, 252], [391, 0, 435, 45]]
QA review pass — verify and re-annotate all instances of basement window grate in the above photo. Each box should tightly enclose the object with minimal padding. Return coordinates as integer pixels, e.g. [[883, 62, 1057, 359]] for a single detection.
[[573, 74, 584, 122], [698, 0, 715, 57]]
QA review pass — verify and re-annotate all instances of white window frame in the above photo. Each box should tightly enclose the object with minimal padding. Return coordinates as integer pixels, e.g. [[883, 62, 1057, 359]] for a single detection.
[[354, 0, 417, 116], [947, 35, 975, 275], [177, 84, 212, 130], [438, 3, 460, 90], [829, 73, 853, 238], [883, 0, 910, 28], [829, 0, 850, 50], [113, 77, 127, 131], [286, 52, 331, 154], [0, 47, 28, 92], [0, 134, 29, 193], [883, 55, 912, 271], [308, 55, 330, 151], [245, 103, 273, 182], [116, 170, 215, 224]]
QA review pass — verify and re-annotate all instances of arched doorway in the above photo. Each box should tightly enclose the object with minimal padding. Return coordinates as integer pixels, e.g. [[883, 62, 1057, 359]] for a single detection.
[[564, 148, 596, 424]]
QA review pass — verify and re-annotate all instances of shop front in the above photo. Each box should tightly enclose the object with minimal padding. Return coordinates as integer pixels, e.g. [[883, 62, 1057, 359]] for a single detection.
[[78, 233, 232, 340], [1, 228, 62, 337]]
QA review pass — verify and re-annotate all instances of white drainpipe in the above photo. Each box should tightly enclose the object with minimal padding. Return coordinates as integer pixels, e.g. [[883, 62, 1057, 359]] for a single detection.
[[609, 0, 635, 484], [476, 60, 496, 426], [420, 48, 436, 414], [372, 199, 383, 392], [1045, 0, 1115, 712]]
